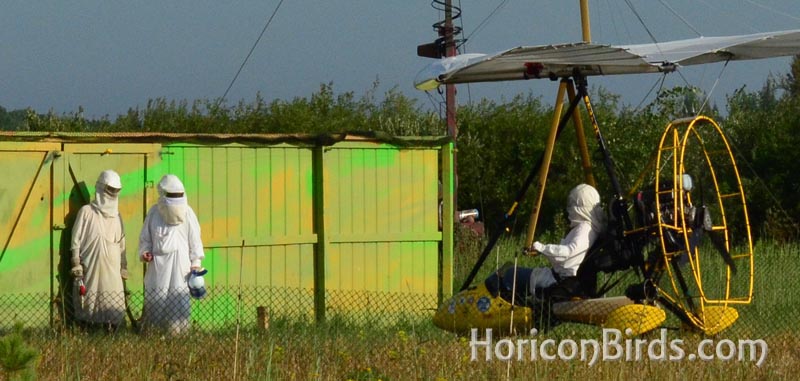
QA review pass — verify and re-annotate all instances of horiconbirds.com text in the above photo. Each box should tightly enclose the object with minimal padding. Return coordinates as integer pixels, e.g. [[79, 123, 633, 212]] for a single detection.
[[469, 328, 768, 367]]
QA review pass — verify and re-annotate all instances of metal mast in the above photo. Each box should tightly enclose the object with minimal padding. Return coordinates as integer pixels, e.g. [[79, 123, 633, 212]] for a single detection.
[[418, 0, 461, 210]]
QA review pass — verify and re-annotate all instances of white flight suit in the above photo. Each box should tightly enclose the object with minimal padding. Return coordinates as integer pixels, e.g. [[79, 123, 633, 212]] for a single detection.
[[529, 184, 605, 291]]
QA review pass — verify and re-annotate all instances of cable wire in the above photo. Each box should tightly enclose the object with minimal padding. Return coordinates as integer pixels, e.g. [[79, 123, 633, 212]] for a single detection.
[[431, 0, 465, 53], [456, 0, 474, 105], [656, 0, 702, 37], [695, 0, 759, 33], [696, 59, 730, 116], [727, 139, 800, 236], [219, 0, 286, 106], [622, 0, 661, 45], [743, 0, 800, 23], [457, 0, 512, 105], [460, 0, 511, 49], [634, 73, 668, 112]]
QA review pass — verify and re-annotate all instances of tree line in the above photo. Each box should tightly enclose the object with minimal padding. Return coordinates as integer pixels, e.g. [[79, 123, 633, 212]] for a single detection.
[[2, 66, 799, 242]]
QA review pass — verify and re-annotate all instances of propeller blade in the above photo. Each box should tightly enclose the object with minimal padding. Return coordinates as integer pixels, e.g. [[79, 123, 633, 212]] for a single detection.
[[692, 205, 738, 274], [688, 205, 707, 253], [708, 229, 738, 274], [671, 256, 697, 313]]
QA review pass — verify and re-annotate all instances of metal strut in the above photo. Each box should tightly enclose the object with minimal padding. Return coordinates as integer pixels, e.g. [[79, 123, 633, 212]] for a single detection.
[[459, 80, 583, 291], [576, 75, 643, 276]]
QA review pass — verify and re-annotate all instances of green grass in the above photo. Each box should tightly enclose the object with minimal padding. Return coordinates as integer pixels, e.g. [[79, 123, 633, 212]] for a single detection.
[[2, 238, 799, 380], [16, 318, 798, 380]]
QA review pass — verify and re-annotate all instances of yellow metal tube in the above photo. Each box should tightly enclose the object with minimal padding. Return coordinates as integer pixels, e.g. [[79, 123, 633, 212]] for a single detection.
[[580, 0, 591, 43], [525, 81, 568, 250], [566, 81, 595, 187]]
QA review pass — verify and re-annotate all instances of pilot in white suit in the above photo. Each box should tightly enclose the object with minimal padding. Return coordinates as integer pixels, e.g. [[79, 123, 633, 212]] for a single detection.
[[529, 183, 605, 291]]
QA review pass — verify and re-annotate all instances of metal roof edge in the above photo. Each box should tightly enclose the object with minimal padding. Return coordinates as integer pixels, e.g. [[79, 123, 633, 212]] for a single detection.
[[0, 131, 452, 147]]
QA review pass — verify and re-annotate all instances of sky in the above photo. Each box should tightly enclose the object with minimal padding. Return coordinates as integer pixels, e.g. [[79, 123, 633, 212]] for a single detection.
[[2, 0, 799, 120]]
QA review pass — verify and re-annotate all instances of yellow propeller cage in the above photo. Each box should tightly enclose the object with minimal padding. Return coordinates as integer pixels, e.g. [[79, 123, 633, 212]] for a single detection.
[[652, 116, 754, 333]]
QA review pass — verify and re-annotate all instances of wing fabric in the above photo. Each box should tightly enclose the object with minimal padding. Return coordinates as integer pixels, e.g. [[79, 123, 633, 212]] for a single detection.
[[624, 29, 800, 66], [415, 29, 800, 89]]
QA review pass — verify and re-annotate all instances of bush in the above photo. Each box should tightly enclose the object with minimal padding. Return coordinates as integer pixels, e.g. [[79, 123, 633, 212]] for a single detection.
[[0, 323, 39, 381]]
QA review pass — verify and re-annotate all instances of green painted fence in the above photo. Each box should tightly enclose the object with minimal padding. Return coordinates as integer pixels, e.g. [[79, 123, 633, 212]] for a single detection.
[[0, 132, 454, 328]]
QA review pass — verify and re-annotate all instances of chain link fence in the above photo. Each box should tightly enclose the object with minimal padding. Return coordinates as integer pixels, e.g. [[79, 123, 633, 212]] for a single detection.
[[1, 241, 798, 379], [0, 286, 439, 334]]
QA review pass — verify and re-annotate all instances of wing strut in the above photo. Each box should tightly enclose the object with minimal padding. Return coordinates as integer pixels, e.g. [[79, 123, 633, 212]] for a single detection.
[[577, 76, 644, 275], [459, 79, 582, 291]]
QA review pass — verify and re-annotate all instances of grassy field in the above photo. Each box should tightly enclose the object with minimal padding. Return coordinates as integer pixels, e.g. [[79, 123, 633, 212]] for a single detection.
[[14, 317, 798, 380], [2, 238, 798, 380]]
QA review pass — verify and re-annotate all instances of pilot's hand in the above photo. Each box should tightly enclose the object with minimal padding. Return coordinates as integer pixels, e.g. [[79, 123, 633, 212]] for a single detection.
[[532, 241, 545, 253], [141, 252, 153, 263]]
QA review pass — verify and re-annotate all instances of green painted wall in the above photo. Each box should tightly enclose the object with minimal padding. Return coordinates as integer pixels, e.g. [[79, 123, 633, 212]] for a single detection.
[[0, 135, 453, 327]]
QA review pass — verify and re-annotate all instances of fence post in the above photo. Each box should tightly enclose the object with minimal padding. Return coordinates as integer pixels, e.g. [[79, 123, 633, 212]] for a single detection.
[[440, 141, 455, 302], [312, 146, 327, 323]]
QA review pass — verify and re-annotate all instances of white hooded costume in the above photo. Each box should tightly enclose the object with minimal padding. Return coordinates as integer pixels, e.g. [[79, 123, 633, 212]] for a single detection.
[[71, 169, 128, 326], [139, 174, 204, 334], [529, 184, 605, 290]]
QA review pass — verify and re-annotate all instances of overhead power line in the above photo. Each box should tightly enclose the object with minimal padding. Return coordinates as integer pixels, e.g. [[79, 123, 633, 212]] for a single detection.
[[219, 0, 286, 106]]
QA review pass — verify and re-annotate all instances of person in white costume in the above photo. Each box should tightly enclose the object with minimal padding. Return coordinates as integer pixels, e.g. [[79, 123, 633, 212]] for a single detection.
[[70, 169, 128, 330], [139, 174, 205, 334], [528, 184, 605, 291]]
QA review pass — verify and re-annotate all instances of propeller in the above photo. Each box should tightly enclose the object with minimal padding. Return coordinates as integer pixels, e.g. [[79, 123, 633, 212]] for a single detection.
[[686, 176, 737, 274], [706, 226, 738, 274], [671, 255, 697, 313]]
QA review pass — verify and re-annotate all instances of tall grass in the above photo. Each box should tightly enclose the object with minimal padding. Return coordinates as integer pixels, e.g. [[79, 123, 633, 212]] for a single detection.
[[3, 239, 798, 380], [21, 318, 797, 380]]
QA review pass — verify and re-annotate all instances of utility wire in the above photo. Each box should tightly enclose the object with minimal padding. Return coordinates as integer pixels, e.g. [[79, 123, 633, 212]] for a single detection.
[[219, 0, 286, 106], [461, 0, 512, 48]]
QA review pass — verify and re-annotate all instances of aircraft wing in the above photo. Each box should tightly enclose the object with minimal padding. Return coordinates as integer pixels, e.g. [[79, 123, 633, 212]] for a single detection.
[[415, 29, 800, 90]]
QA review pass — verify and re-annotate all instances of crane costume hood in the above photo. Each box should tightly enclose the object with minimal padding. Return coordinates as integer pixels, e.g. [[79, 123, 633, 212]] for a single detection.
[[91, 170, 122, 218], [157, 174, 187, 225]]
